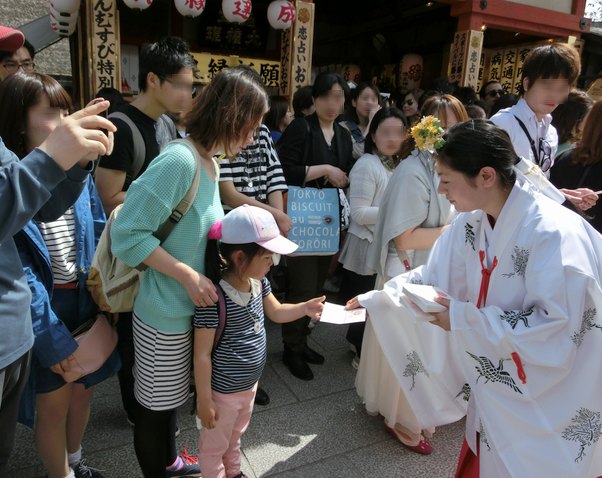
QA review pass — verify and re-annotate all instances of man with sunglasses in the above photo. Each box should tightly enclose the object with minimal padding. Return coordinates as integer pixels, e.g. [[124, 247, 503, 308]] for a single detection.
[[479, 80, 504, 118], [491, 43, 597, 211]]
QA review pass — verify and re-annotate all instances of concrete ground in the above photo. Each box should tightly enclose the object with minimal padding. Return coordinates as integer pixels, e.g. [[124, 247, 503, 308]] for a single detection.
[[8, 319, 465, 478]]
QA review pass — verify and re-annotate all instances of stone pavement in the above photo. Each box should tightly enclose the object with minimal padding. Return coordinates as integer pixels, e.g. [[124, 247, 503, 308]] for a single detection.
[[8, 319, 465, 478]]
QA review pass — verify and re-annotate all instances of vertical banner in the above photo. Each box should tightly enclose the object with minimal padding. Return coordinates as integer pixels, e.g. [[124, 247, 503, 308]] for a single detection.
[[279, 1, 314, 97], [514, 46, 532, 94], [460, 30, 483, 90], [477, 49, 489, 93], [448, 31, 467, 84], [88, 0, 120, 95], [499, 48, 517, 94], [487, 48, 504, 83]]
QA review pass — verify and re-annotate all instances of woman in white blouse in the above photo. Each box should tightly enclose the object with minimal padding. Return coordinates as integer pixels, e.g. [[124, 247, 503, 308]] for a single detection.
[[338, 107, 409, 362]]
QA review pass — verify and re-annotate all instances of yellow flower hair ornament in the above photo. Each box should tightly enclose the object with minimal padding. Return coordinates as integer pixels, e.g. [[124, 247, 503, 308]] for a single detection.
[[410, 115, 446, 153]]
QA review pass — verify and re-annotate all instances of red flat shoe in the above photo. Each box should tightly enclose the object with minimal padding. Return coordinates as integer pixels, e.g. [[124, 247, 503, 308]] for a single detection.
[[384, 425, 433, 455]]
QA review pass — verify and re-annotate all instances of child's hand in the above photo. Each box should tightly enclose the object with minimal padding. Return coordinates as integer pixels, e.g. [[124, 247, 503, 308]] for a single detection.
[[304, 295, 325, 320], [199, 400, 219, 429]]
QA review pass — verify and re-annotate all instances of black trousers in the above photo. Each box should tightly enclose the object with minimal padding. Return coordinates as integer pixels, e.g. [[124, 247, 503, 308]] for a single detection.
[[0, 350, 31, 476], [116, 311, 137, 422], [339, 268, 376, 357], [132, 400, 178, 478], [282, 255, 331, 353]]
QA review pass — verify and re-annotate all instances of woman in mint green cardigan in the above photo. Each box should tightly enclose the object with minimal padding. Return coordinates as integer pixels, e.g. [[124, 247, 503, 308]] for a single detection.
[[111, 67, 268, 478]]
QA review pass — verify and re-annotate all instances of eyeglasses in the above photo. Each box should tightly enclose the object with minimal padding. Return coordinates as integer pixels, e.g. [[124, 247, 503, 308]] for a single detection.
[[538, 138, 552, 172], [1, 60, 35, 73], [403, 99, 415, 106], [486, 89, 504, 98], [162, 77, 197, 97]]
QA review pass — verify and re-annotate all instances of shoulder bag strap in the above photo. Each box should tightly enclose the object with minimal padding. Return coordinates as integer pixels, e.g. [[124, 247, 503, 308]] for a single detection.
[[153, 139, 201, 243], [513, 115, 539, 163], [301, 118, 312, 187], [212, 284, 227, 352], [108, 112, 146, 181]]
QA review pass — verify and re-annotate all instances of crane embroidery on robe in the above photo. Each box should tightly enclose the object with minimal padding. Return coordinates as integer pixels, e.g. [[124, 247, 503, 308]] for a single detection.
[[403, 350, 428, 391], [499, 307, 534, 329], [467, 351, 523, 394], [465, 223, 475, 250], [571, 308, 602, 347], [455, 383, 471, 402], [561, 408, 601, 462], [502, 246, 529, 278]]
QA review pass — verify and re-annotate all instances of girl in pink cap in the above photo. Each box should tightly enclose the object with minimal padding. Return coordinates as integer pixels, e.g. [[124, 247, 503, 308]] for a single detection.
[[193, 205, 324, 478]]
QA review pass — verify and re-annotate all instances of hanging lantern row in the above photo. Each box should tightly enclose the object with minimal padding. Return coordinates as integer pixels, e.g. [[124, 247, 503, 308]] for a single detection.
[[120, 0, 295, 30], [48, 0, 81, 37]]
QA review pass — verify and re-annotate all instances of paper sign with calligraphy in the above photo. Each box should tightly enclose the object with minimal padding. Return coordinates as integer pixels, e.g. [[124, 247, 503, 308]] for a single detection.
[[279, 1, 314, 96], [88, 0, 120, 94], [499, 48, 517, 94], [192, 52, 281, 87], [448, 31, 467, 84]]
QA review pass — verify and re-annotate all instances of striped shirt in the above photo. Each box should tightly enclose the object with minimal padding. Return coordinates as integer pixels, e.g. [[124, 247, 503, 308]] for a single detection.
[[219, 125, 287, 211], [194, 277, 271, 394], [38, 207, 77, 284]]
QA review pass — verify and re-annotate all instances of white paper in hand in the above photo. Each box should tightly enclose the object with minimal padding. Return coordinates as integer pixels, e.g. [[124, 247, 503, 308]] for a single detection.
[[402, 283, 449, 313], [320, 302, 366, 325]]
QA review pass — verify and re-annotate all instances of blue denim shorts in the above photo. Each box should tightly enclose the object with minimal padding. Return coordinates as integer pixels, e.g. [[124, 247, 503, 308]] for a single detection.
[[34, 287, 121, 394]]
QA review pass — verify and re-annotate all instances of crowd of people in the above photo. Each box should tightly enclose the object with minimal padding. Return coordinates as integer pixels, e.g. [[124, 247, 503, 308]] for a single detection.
[[1, 22, 602, 478]]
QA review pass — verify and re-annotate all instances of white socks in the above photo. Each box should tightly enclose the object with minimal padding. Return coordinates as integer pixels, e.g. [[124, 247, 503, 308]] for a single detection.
[[67, 446, 82, 467]]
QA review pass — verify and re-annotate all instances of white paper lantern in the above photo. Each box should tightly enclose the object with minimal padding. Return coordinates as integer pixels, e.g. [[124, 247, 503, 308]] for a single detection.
[[267, 0, 295, 30], [399, 53, 423, 91], [50, 0, 80, 14], [222, 0, 252, 23], [49, 4, 78, 26], [122, 0, 153, 10], [174, 0, 206, 17]]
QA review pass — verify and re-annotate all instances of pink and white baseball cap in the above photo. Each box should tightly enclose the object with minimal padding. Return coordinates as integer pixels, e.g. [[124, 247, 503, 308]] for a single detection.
[[0, 25, 25, 52], [222, 205, 298, 255]]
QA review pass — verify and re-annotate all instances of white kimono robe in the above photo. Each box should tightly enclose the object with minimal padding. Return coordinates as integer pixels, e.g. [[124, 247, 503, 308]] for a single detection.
[[359, 183, 602, 477]]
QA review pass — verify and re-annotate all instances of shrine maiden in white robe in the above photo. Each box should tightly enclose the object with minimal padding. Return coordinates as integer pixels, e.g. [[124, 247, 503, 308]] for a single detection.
[[359, 182, 602, 477]]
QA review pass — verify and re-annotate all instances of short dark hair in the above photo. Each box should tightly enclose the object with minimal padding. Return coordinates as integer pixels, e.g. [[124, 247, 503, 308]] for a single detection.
[[312, 72, 349, 99], [185, 66, 268, 157], [454, 86, 478, 106], [551, 89, 593, 144], [0, 72, 72, 158], [264, 95, 289, 133], [490, 93, 519, 117], [520, 43, 581, 94], [95, 87, 127, 114], [437, 119, 517, 188], [364, 107, 408, 158], [138, 36, 195, 92], [292, 85, 313, 118]]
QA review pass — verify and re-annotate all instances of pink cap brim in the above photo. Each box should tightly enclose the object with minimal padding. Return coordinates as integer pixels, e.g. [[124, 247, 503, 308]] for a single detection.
[[257, 235, 298, 255], [0, 26, 25, 52]]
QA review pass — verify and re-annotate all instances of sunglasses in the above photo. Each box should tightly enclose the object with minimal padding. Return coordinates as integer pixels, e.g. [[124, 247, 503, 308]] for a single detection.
[[538, 138, 552, 173], [403, 99, 415, 106], [486, 89, 504, 98]]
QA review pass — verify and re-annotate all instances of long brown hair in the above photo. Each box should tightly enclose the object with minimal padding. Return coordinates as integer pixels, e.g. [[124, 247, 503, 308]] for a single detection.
[[0, 72, 73, 158], [185, 66, 268, 157], [399, 94, 468, 159], [573, 100, 602, 166]]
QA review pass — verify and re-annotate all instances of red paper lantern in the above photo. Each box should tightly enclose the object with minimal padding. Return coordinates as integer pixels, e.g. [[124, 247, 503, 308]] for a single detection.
[[174, 0, 206, 18], [222, 0, 252, 23], [122, 0, 153, 10], [267, 0, 295, 30]]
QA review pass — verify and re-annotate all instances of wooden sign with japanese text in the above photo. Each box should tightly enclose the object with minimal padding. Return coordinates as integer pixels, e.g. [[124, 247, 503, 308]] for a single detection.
[[88, 0, 120, 94], [191, 52, 280, 87], [461, 31, 483, 90], [279, 1, 314, 97]]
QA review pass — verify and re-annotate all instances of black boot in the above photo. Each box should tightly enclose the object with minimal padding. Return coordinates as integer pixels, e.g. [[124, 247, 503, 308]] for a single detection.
[[283, 347, 313, 380], [303, 345, 325, 365], [254, 386, 270, 406]]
